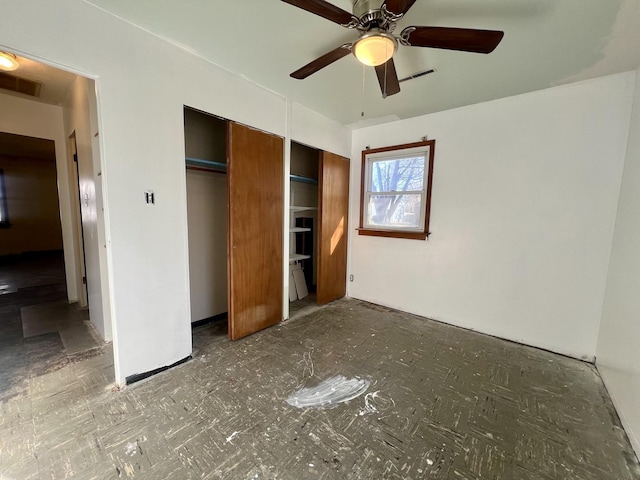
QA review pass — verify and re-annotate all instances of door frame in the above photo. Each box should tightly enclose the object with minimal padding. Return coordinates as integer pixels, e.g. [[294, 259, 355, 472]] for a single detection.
[[67, 132, 89, 307]]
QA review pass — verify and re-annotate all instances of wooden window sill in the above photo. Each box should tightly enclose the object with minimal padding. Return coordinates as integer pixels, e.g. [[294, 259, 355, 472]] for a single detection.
[[357, 228, 428, 240]]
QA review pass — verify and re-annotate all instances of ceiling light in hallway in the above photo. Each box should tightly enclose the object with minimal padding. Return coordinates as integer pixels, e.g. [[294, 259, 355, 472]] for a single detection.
[[0, 52, 19, 71]]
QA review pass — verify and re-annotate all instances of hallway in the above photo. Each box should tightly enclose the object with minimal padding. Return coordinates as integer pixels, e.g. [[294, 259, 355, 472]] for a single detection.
[[0, 252, 106, 404]]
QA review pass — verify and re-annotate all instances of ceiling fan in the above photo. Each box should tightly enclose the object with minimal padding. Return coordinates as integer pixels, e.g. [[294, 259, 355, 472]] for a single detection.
[[283, 0, 504, 98]]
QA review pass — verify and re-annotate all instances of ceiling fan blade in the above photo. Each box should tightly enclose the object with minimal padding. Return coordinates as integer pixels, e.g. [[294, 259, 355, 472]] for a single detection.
[[402, 26, 504, 53], [290, 44, 352, 79], [383, 0, 418, 16], [375, 58, 401, 98], [281, 0, 354, 26]]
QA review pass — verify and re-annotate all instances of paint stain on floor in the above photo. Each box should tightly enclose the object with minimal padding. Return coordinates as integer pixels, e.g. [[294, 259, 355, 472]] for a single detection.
[[286, 375, 370, 408]]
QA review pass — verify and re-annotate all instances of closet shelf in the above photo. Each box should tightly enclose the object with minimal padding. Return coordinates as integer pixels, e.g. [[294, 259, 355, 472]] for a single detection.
[[290, 174, 318, 185], [289, 253, 311, 263], [185, 156, 227, 172], [290, 206, 317, 212], [290, 227, 312, 233]]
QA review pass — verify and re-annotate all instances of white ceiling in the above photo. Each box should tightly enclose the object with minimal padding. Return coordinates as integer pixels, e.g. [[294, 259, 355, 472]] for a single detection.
[[80, 0, 640, 125], [39, 1, 640, 124]]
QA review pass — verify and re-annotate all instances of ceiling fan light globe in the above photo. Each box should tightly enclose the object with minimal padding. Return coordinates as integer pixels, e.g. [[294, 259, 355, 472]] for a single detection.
[[353, 34, 397, 67], [0, 52, 19, 71]]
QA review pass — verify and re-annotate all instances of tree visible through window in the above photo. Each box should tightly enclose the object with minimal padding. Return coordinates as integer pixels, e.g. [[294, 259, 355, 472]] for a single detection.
[[370, 155, 424, 227], [0, 169, 9, 228], [359, 140, 435, 240]]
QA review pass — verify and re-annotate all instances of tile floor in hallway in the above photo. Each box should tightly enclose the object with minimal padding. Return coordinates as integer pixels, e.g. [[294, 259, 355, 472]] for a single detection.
[[1, 253, 640, 479]]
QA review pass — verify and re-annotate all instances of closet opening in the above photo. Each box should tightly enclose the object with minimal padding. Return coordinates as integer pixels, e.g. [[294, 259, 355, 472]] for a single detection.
[[288, 142, 350, 318], [185, 106, 284, 344], [289, 141, 320, 319], [184, 107, 229, 346]]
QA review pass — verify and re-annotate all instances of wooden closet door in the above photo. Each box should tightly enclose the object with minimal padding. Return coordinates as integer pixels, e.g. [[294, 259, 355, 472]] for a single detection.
[[227, 122, 283, 340], [317, 151, 350, 305]]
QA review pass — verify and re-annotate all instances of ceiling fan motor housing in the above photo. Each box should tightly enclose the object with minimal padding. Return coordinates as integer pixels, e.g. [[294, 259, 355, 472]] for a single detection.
[[353, 0, 384, 18], [353, 0, 396, 31]]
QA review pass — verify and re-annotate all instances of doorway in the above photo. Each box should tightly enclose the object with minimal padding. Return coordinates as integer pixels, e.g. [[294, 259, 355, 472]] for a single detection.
[[0, 51, 113, 389], [0, 132, 100, 399]]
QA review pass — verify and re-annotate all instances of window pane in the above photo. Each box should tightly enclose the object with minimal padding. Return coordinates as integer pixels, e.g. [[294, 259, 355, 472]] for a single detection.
[[366, 194, 422, 228], [370, 156, 425, 193]]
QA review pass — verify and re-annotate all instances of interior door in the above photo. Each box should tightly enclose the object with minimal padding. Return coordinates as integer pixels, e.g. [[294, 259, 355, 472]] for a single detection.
[[69, 133, 89, 307], [227, 122, 284, 340], [317, 151, 350, 304]]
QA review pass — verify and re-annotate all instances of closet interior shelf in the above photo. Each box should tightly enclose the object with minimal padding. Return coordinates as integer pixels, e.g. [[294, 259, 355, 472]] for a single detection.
[[289, 253, 311, 263], [290, 206, 317, 212]]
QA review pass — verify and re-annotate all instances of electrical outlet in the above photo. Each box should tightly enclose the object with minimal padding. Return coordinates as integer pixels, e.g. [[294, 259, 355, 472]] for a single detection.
[[145, 191, 155, 204], [349, 274, 354, 282]]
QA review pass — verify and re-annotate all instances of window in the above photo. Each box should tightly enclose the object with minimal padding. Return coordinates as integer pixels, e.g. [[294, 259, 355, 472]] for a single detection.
[[359, 140, 435, 240], [0, 169, 9, 228]]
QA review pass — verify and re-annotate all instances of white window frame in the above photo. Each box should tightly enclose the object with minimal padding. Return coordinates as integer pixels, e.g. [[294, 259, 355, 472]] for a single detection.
[[359, 140, 435, 240]]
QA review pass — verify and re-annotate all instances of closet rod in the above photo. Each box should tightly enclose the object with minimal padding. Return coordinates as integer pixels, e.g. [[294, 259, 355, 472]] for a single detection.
[[290, 174, 318, 185], [185, 156, 227, 172]]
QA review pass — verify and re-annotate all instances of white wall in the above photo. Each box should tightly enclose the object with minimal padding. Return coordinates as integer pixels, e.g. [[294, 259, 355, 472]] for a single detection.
[[0, 93, 78, 302], [186, 170, 227, 322], [290, 103, 351, 159], [0, 0, 351, 383], [349, 72, 635, 360], [63, 75, 110, 341], [597, 69, 640, 456]]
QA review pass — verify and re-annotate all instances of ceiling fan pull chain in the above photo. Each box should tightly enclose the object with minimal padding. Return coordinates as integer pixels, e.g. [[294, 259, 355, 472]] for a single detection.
[[384, 43, 389, 97], [361, 63, 365, 116]]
